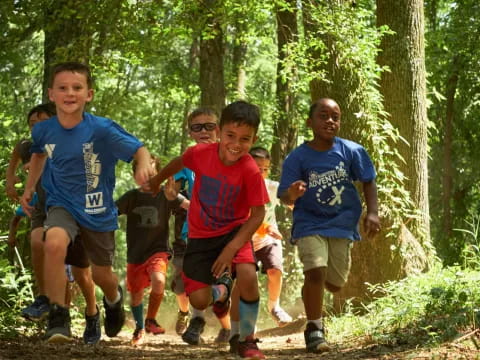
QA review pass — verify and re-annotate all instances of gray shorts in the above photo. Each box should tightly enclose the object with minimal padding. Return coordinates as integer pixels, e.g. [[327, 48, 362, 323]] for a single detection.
[[255, 241, 283, 273], [170, 255, 185, 295], [44, 206, 115, 266], [30, 198, 46, 230]]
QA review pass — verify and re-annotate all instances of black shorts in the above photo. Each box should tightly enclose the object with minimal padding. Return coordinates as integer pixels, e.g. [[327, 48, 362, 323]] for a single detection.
[[183, 227, 241, 285]]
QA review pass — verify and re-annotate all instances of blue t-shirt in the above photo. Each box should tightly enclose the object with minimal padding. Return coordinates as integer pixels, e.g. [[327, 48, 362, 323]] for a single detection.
[[278, 138, 376, 241], [31, 112, 143, 231], [174, 167, 194, 241]]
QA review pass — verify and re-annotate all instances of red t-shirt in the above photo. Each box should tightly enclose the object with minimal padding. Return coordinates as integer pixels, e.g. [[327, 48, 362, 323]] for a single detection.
[[183, 142, 269, 238]]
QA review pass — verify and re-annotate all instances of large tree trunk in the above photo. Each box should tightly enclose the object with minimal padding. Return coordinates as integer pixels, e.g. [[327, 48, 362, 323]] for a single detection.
[[199, 0, 225, 115], [376, 0, 430, 242], [230, 19, 248, 100]]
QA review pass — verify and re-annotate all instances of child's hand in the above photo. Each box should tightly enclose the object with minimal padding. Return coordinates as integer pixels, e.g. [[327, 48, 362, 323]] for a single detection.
[[19, 189, 34, 217], [266, 225, 283, 240], [134, 162, 155, 189], [6, 176, 21, 202], [163, 176, 178, 201], [364, 212, 381, 239], [212, 245, 236, 278], [7, 233, 17, 248], [288, 180, 307, 202]]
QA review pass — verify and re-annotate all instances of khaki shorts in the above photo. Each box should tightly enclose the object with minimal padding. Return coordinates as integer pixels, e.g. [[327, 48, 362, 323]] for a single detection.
[[296, 234, 352, 288]]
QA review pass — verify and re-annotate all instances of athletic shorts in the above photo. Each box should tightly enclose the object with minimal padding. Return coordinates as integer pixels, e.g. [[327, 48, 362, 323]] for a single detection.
[[170, 255, 185, 295], [182, 227, 255, 295], [127, 252, 169, 293], [296, 234, 353, 288], [255, 241, 283, 273], [44, 206, 115, 266], [30, 195, 46, 230]]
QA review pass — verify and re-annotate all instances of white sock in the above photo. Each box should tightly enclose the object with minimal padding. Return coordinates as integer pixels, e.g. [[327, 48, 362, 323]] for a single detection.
[[267, 299, 279, 312], [105, 290, 121, 306], [191, 307, 205, 319], [308, 318, 323, 329], [230, 320, 240, 339]]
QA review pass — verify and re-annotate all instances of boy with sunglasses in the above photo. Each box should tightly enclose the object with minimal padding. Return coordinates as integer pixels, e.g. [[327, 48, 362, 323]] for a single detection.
[[170, 108, 231, 345]]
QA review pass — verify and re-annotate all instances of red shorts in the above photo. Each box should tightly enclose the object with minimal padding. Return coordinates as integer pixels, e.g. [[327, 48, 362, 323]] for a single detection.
[[127, 252, 169, 294], [182, 240, 255, 296]]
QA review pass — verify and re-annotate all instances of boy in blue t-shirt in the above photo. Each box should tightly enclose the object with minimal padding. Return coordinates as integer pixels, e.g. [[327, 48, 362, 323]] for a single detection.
[[20, 62, 153, 343], [278, 98, 380, 353]]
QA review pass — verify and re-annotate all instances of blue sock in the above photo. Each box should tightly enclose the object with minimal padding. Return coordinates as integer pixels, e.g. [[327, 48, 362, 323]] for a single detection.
[[131, 303, 144, 329], [239, 297, 259, 341]]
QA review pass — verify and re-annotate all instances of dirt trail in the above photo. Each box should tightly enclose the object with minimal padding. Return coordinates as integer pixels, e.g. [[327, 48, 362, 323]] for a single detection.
[[0, 325, 479, 360]]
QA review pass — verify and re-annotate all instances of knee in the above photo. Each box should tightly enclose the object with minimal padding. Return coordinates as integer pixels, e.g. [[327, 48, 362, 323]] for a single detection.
[[266, 268, 282, 279], [304, 267, 327, 284]]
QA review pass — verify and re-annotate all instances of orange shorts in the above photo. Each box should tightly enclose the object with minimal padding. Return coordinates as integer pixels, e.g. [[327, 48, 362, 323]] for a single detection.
[[126, 252, 169, 294]]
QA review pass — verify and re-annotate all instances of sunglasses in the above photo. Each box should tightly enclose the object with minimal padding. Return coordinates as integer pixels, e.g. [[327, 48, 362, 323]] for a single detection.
[[190, 122, 217, 132]]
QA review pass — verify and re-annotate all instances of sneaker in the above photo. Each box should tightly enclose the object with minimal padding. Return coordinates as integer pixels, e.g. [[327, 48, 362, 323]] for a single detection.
[[21, 295, 49, 321], [131, 327, 145, 346], [304, 322, 330, 353], [237, 335, 265, 359], [175, 310, 189, 335], [229, 333, 239, 354], [214, 328, 230, 344], [83, 305, 101, 345], [181, 316, 205, 345], [270, 306, 293, 327], [145, 318, 165, 335], [45, 304, 72, 343], [212, 299, 230, 319], [103, 286, 126, 337], [214, 272, 233, 304]]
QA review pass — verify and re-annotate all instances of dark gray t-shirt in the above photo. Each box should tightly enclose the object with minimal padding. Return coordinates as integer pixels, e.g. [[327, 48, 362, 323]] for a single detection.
[[116, 189, 182, 264]]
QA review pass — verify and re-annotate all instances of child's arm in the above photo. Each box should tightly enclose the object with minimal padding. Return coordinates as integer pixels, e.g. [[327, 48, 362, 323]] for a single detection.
[[279, 180, 307, 206], [211, 205, 266, 278], [363, 180, 380, 238], [5, 145, 23, 201], [149, 156, 184, 195], [132, 146, 153, 186], [19, 153, 47, 217], [7, 215, 23, 247]]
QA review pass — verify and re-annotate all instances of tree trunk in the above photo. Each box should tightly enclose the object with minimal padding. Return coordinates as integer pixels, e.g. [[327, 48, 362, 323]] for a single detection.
[[199, 0, 225, 115], [376, 0, 430, 242], [270, 0, 299, 178], [440, 57, 459, 254]]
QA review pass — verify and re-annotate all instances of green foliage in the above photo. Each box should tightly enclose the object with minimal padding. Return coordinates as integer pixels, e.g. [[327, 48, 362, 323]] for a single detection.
[[327, 264, 480, 346]]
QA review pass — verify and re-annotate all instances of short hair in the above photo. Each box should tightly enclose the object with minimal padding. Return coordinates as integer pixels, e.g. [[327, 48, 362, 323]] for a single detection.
[[49, 62, 93, 89], [132, 155, 160, 174], [187, 108, 218, 126], [219, 101, 260, 133], [27, 103, 56, 125], [308, 98, 340, 118], [249, 146, 270, 160]]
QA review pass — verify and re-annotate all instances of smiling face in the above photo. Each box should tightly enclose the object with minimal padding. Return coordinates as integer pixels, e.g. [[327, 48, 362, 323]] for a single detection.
[[218, 122, 257, 166], [48, 71, 93, 117], [189, 114, 219, 144], [307, 98, 341, 145]]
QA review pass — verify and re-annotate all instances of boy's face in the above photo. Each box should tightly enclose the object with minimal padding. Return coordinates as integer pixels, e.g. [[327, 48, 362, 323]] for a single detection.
[[218, 122, 257, 166], [28, 111, 51, 131], [307, 99, 341, 142], [254, 157, 270, 179], [48, 71, 93, 116], [189, 114, 219, 144]]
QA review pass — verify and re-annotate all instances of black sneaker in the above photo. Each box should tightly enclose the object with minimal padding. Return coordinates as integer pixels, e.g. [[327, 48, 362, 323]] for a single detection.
[[181, 316, 205, 345], [304, 322, 330, 353], [229, 333, 239, 354], [83, 305, 101, 345], [103, 286, 125, 337], [45, 304, 72, 343], [21, 295, 50, 321]]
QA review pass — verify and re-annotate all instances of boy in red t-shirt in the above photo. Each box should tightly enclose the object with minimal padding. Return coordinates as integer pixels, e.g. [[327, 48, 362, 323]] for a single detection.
[[150, 101, 268, 359]]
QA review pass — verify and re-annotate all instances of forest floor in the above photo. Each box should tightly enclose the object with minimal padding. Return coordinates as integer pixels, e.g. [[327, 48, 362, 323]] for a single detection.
[[1, 318, 479, 360]]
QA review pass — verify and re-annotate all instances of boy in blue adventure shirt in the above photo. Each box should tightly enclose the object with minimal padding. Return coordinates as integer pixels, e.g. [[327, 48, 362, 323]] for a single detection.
[[20, 62, 152, 343], [278, 98, 380, 354]]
